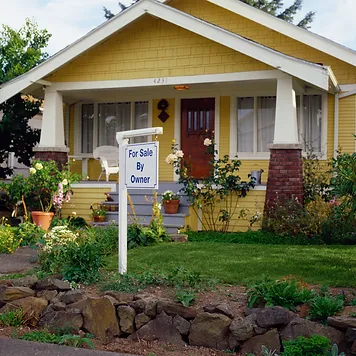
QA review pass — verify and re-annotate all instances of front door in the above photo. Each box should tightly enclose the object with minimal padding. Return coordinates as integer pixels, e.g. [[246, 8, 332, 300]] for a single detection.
[[181, 98, 215, 179]]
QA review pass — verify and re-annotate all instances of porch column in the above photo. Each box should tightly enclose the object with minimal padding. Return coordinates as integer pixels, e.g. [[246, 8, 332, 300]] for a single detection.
[[265, 77, 304, 210], [33, 89, 69, 166]]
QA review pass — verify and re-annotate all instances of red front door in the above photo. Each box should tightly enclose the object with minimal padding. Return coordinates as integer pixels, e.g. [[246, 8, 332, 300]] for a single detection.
[[181, 98, 215, 179]]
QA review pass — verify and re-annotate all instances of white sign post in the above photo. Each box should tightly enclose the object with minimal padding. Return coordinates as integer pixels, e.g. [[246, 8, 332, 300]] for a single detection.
[[116, 128, 163, 275]]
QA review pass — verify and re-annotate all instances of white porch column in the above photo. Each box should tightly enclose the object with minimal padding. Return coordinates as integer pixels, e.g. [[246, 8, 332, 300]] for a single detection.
[[274, 77, 299, 144], [39, 89, 66, 148]]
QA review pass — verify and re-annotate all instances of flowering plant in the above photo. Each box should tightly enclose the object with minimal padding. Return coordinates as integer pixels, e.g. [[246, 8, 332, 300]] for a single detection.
[[25, 160, 80, 213], [161, 190, 180, 203]]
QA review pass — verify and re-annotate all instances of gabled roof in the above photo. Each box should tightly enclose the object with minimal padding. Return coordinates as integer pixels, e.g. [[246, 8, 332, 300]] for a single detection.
[[0, 0, 333, 104], [209, 0, 356, 67]]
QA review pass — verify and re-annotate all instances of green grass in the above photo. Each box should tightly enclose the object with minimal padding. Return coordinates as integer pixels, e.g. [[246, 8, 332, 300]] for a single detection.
[[105, 242, 356, 287]]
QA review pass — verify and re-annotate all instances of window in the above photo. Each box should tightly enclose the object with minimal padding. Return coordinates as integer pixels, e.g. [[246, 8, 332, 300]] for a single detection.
[[80, 101, 149, 153], [236, 95, 323, 155]]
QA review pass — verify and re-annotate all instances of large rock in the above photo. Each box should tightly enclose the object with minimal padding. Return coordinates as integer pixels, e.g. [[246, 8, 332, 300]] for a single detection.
[[204, 303, 235, 319], [281, 317, 344, 346], [129, 312, 184, 346], [328, 316, 356, 330], [36, 290, 58, 301], [82, 297, 121, 339], [35, 278, 71, 291], [11, 275, 39, 288], [67, 298, 88, 312], [52, 302, 67, 311], [346, 328, 356, 343], [60, 290, 84, 304], [230, 314, 256, 341], [189, 312, 231, 350], [173, 315, 190, 335], [117, 305, 136, 334], [104, 291, 134, 304], [157, 300, 198, 319], [38, 310, 83, 333], [135, 313, 152, 329], [130, 295, 159, 317], [256, 306, 291, 328], [0, 297, 47, 326], [241, 329, 280, 355], [0, 287, 35, 302]]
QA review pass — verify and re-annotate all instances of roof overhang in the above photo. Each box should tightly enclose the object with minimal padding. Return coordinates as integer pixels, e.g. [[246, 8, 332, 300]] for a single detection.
[[0, 0, 333, 104]]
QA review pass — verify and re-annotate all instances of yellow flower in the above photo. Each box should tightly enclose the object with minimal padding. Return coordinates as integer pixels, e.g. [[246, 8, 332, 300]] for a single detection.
[[62, 179, 68, 186], [72, 212, 77, 216], [172, 139, 176, 143], [35, 163, 43, 170], [29, 167, 36, 175]]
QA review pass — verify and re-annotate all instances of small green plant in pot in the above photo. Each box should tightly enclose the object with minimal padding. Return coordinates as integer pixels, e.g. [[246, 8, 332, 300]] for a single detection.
[[90, 204, 107, 222], [161, 190, 180, 214]]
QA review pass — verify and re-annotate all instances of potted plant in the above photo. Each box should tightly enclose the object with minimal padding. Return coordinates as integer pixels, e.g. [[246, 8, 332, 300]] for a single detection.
[[90, 204, 107, 222], [161, 190, 180, 214]]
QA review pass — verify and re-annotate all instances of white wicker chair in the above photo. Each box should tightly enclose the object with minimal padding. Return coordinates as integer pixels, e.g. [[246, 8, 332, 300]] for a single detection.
[[93, 146, 120, 181]]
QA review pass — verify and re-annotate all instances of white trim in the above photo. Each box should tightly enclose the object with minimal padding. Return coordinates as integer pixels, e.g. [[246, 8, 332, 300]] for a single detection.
[[214, 96, 220, 161], [71, 182, 117, 192], [209, 0, 356, 67], [340, 84, 356, 92], [174, 98, 181, 182], [0, 0, 331, 104], [339, 89, 356, 99], [229, 95, 237, 158], [74, 103, 82, 155]]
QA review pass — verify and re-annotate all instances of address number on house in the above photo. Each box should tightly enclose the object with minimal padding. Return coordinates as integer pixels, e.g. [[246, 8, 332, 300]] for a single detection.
[[125, 142, 159, 189], [153, 77, 168, 84]]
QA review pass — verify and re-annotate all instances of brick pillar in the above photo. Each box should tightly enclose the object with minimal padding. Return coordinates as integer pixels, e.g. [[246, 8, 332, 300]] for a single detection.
[[33, 147, 69, 169], [265, 144, 304, 211]]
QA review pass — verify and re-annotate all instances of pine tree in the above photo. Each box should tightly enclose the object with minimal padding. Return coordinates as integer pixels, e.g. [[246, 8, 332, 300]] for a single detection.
[[103, 0, 315, 29]]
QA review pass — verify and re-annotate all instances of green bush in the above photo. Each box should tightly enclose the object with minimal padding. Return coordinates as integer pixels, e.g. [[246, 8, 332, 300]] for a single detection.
[[15, 222, 45, 246], [247, 277, 314, 311], [91, 224, 118, 255], [282, 335, 332, 356], [0, 225, 21, 253], [127, 223, 169, 250], [0, 309, 24, 326], [309, 295, 344, 323]]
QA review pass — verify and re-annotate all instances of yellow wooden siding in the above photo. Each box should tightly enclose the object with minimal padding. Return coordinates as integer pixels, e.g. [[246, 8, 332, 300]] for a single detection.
[[46, 15, 271, 83], [339, 95, 356, 154], [170, 0, 356, 85], [327, 94, 335, 158], [153, 98, 175, 181], [219, 96, 230, 157], [61, 188, 109, 222]]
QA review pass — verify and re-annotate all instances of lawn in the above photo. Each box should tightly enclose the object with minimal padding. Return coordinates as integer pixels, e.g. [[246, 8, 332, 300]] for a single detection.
[[105, 242, 356, 287]]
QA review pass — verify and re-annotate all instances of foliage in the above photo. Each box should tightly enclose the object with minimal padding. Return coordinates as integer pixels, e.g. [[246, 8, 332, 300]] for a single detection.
[[0, 309, 24, 327], [167, 137, 254, 232], [90, 203, 107, 218], [89, 225, 118, 255], [58, 334, 94, 349], [309, 295, 344, 323], [103, 0, 315, 29], [0, 225, 21, 253], [15, 222, 45, 246], [161, 190, 180, 202], [50, 215, 88, 230], [175, 286, 196, 306], [247, 277, 314, 311], [0, 19, 51, 178]]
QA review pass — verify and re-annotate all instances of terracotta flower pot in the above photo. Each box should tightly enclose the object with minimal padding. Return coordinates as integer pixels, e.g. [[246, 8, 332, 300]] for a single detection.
[[163, 200, 180, 214], [93, 216, 105, 222], [31, 211, 54, 231]]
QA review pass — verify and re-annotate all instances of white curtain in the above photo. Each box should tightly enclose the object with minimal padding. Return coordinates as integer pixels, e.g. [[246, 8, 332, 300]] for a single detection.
[[81, 104, 94, 153], [133, 101, 149, 143], [303, 95, 322, 152], [98, 103, 131, 146], [257, 96, 275, 152], [237, 97, 254, 152]]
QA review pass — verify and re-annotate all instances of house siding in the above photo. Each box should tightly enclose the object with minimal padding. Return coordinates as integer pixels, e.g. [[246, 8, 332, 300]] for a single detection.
[[339, 95, 356, 154]]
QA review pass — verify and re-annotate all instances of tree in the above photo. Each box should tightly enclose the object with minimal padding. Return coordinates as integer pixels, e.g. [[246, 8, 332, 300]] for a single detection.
[[0, 19, 51, 178], [103, 0, 315, 28]]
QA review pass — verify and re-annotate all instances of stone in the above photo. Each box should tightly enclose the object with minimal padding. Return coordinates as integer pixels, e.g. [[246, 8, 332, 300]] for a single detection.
[[352, 340, 356, 354], [157, 300, 198, 319], [0, 297, 47, 327], [67, 298, 88, 312], [135, 313, 152, 329], [256, 306, 291, 328], [117, 305, 136, 334], [129, 312, 184, 346], [82, 297, 121, 339], [204, 303, 234, 319], [36, 290, 58, 301], [346, 328, 356, 343], [104, 295, 119, 306], [52, 302, 67, 311], [241, 329, 281, 356], [189, 312, 231, 350], [11, 275, 39, 288], [281, 317, 344, 346], [173, 315, 190, 335], [35, 277, 71, 291], [171, 234, 188, 243], [38, 310, 83, 334], [104, 291, 134, 304], [230, 314, 256, 341], [0, 287, 35, 302], [60, 290, 84, 304], [228, 334, 241, 350], [328, 316, 356, 330], [41, 304, 55, 316], [341, 306, 356, 317], [131, 294, 159, 317]]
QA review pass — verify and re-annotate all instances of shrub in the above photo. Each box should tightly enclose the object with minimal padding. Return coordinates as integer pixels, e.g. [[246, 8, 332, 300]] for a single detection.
[[0, 225, 21, 253], [91, 225, 118, 255], [15, 222, 45, 246], [247, 277, 314, 311], [309, 295, 344, 323], [282, 335, 332, 356]]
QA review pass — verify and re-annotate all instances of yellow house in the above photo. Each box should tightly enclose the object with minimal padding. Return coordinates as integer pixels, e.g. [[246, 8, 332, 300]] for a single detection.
[[0, 0, 355, 231]]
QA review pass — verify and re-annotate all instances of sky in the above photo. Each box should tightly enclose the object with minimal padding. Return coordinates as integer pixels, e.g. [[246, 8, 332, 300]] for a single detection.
[[0, 0, 355, 55]]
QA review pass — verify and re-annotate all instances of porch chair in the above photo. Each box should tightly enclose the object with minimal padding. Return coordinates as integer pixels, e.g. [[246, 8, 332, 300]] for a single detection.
[[93, 146, 120, 181]]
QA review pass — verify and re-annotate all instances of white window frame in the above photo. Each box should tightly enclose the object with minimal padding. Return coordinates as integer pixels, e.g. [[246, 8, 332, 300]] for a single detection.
[[230, 92, 328, 160], [74, 99, 152, 156]]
